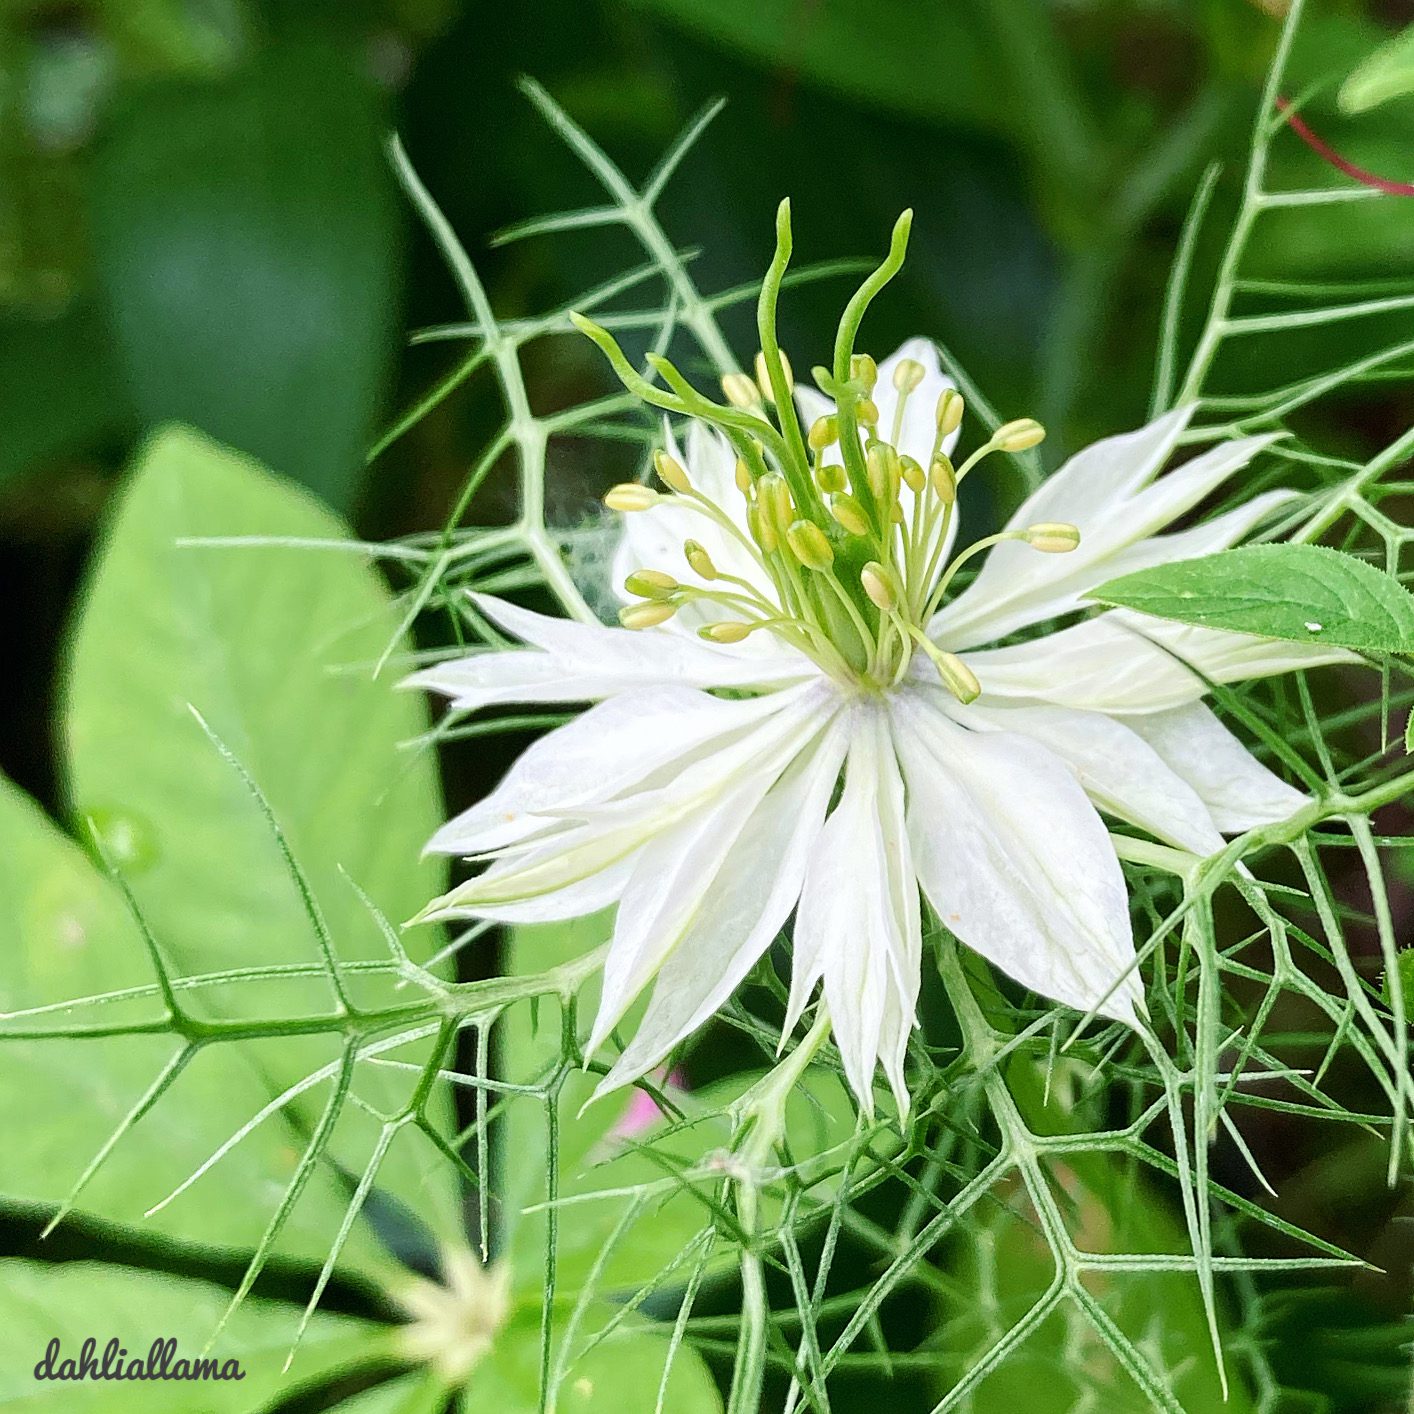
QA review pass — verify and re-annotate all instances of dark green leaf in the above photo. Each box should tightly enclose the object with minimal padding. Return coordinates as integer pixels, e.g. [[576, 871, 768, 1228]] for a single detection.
[[1090, 544, 1414, 654]]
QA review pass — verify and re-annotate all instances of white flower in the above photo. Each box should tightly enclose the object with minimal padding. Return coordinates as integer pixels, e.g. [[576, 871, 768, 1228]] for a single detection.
[[409, 338, 1348, 1115]]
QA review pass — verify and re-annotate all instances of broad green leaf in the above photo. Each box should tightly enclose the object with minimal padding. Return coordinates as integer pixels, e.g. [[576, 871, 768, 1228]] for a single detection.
[[1090, 544, 1414, 654], [0, 773, 385, 1268], [1339, 24, 1414, 114], [89, 39, 399, 509], [62, 425, 459, 1246], [463, 1309, 721, 1413], [1384, 949, 1414, 1012], [0, 1258, 383, 1411]]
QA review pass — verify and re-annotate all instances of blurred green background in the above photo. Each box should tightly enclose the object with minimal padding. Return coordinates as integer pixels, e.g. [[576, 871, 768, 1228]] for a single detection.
[[4, 1, 1414, 1406]]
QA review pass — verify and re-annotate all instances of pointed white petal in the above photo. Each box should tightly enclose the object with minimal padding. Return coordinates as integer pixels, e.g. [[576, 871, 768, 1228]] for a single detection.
[[892, 691, 1142, 1024], [951, 697, 1224, 855], [789, 709, 920, 1112], [1120, 702, 1307, 831], [415, 851, 637, 925], [588, 685, 842, 1051], [593, 719, 849, 1093], [426, 686, 807, 855], [961, 611, 1355, 713]]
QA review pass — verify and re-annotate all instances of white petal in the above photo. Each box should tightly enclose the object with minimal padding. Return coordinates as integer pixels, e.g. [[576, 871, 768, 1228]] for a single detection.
[[407, 593, 811, 709], [932, 419, 1283, 650], [789, 708, 920, 1113], [593, 719, 849, 1093], [426, 686, 806, 855], [892, 691, 1142, 1024], [1120, 702, 1307, 832], [415, 850, 638, 926], [961, 610, 1355, 713]]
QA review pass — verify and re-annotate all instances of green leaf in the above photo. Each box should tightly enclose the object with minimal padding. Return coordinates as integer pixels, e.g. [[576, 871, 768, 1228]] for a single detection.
[[1383, 949, 1414, 1012], [1090, 544, 1414, 654], [1339, 24, 1414, 115], [462, 1309, 721, 1413], [0, 1258, 383, 1411], [89, 39, 400, 509], [62, 425, 459, 1247], [0, 773, 386, 1267]]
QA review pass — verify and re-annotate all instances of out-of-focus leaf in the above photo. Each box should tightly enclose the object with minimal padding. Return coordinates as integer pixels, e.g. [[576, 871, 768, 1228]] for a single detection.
[[0, 1258, 382, 1410], [1384, 949, 1414, 1010], [89, 39, 400, 509], [462, 1309, 721, 1412], [63, 426, 459, 1244], [0, 773, 389, 1267], [1091, 544, 1414, 654], [623, 0, 1016, 136], [1339, 24, 1414, 115]]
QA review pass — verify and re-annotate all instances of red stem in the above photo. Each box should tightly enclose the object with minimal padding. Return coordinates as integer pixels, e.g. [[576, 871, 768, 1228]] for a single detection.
[[1275, 94, 1414, 197]]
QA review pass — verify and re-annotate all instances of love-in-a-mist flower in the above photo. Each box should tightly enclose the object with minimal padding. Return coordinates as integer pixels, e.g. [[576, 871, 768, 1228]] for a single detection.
[[409, 207, 1348, 1114]]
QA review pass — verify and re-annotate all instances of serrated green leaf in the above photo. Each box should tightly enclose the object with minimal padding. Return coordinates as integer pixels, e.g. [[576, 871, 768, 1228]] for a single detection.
[[1090, 544, 1414, 654], [62, 424, 459, 1249], [0, 1258, 382, 1411], [1339, 24, 1414, 115]]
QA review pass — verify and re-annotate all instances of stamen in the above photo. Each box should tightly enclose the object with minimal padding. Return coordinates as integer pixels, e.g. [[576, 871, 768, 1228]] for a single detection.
[[786, 520, 835, 571], [935, 389, 964, 437], [721, 372, 760, 409], [992, 417, 1046, 453], [1022, 522, 1081, 553], [624, 569, 678, 598], [620, 601, 678, 629], [808, 415, 838, 452], [700, 620, 755, 643], [754, 349, 794, 401], [929, 455, 956, 503], [604, 483, 659, 512], [653, 449, 692, 494], [828, 493, 870, 536], [857, 397, 880, 428], [683, 540, 718, 579], [899, 455, 925, 493], [734, 458, 753, 495], [850, 353, 878, 391], [892, 358, 925, 394], [860, 562, 896, 611], [759, 474, 795, 539], [816, 462, 847, 494]]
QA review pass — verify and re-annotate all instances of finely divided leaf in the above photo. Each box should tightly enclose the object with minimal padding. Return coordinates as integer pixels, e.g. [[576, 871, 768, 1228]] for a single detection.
[[1090, 544, 1414, 654]]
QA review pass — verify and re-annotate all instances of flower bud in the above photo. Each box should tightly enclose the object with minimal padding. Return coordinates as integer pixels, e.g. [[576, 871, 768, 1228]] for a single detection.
[[892, 358, 925, 394], [721, 372, 759, 409], [604, 483, 658, 512], [754, 349, 793, 401], [935, 388, 964, 437], [683, 539, 718, 580], [619, 600, 677, 629], [1023, 522, 1081, 553], [624, 569, 678, 598], [860, 562, 895, 611], [816, 462, 847, 494], [934, 650, 981, 704], [786, 520, 835, 571], [930, 455, 956, 504], [653, 449, 691, 494], [808, 415, 839, 453], [899, 454, 925, 493], [993, 417, 1046, 453], [856, 397, 880, 428], [700, 620, 753, 644], [734, 458, 753, 495], [850, 353, 878, 391], [828, 493, 870, 536]]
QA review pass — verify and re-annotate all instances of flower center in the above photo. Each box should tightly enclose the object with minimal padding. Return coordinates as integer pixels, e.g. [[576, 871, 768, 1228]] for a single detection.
[[577, 202, 1079, 702]]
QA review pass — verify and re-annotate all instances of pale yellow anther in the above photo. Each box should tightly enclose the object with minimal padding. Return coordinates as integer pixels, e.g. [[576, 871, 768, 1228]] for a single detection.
[[829, 493, 870, 536], [683, 539, 718, 580], [1023, 522, 1081, 553], [935, 388, 964, 437], [624, 569, 678, 598], [653, 449, 691, 494], [856, 397, 880, 427], [934, 649, 981, 705], [734, 458, 753, 496], [899, 454, 925, 493], [604, 483, 659, 512], [759, 474, 794, 537], [816, 462, 847, 494], [748, 503, 778, 554], [619, 600, 678, 630], [892, 358, 925, 394], [993, 417, 1046, 452], [850, 353, 878, 391], [860, 562, 895, 611], [930, 455, 957, 504], [786, 519, 835, 571], [808, 415, 839, 453], [700, 620, 754, 644], [722, 372, 760, 409], [754, 349, 793, 401], [866, 443, 892, 501]]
